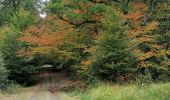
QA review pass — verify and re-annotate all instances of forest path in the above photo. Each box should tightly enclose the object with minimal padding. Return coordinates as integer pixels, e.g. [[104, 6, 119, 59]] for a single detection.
[[0, 71, 81, 100], [29, 72, 58, 100]]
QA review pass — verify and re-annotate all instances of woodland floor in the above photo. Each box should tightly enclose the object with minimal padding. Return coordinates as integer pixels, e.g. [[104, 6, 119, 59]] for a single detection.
[[0, 71, 85, 100]]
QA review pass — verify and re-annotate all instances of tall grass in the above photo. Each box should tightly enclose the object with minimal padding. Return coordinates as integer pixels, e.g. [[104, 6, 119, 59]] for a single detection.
[[74, 83, 170, 100]]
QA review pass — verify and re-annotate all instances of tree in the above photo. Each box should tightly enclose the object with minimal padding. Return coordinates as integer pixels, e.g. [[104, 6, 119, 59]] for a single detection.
[[92, 23, 136, 82], [45, 0, 138, 81], [13, 0, 170, 83], [124, 1, 170, 81], [1, 9, 36, 85], [0, 0, 36, 26]]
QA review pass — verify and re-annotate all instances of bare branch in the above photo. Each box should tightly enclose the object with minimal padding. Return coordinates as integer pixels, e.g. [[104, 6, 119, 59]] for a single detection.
[[59, 17, 97, 28]]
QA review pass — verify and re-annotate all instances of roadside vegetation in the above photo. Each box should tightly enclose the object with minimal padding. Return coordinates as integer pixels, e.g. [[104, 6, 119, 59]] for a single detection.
[[0, 0, 170, 99], [71, 82, 170, 100]]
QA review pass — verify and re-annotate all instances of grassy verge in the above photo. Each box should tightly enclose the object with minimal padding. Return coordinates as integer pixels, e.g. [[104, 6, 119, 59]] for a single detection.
[[0, 83, 21, 94], [71, 82, 170, 100]]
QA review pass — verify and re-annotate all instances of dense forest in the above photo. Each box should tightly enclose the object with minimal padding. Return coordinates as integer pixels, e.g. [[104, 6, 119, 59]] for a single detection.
[[0, 0, 170, 99]]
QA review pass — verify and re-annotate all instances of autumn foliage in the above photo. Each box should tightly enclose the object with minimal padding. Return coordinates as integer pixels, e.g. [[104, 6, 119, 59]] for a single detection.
[[0, 0, 169, 87], [16, 0, 170, 82], [18, 16, 68, 56]]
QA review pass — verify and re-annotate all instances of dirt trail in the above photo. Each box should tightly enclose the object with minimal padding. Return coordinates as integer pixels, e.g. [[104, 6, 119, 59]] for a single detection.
[[29, 72, 66, 100], [0, 72, 82, 100], [30, 72, 53, 100], [29, 73, 44, 100], [49, 73, 58, 100]]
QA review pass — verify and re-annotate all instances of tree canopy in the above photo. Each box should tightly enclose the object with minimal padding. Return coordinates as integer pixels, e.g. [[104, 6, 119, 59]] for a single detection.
[[0, 0, 170, 90]]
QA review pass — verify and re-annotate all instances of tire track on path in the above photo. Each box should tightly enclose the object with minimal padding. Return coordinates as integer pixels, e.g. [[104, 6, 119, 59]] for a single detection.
[[49, 73, 57, 100], [29, 72, 46, 100]]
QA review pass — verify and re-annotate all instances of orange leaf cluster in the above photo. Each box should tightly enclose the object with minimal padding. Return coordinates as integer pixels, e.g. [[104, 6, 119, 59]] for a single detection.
[[19, 33, 64, 46], [73, 9, 82, 14], [124, 2, 160, 68], [18, 15, 72, 56], [17, 49, 33, 57], [134, 2, 148, 10], [81, 60, 92, 66], [138, 51, 156, 61], [124, 11, 142, 21]]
